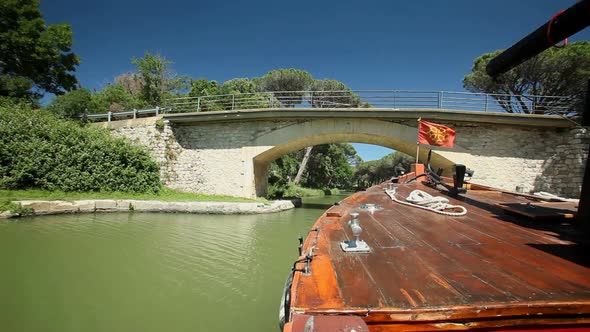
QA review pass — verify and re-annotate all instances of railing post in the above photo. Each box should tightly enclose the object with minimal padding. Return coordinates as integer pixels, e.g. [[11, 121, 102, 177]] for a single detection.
[[107, 111, 112, 122], [310, 94, 313, 108], [232, 94, 235, 110], [155, 106, 159, 116], [393, 92, 396, 108], [438, 91, 443, 109], [133, 109, 137, 119], [197, 97, 201, 112], [484, 94, 489, 112]]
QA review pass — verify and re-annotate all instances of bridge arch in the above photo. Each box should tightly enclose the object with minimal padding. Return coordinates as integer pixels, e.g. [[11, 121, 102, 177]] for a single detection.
[[102, 108, 583, 199], [252, 119, 456, 197]]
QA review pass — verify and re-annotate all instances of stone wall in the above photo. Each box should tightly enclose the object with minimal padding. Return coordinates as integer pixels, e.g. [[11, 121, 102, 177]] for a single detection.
[[106, 118, 183, 190], [437, 125, 589, 198], [101, 116, 588, 198], [538, 127, 589, 197], [0, 199, 295, 218]]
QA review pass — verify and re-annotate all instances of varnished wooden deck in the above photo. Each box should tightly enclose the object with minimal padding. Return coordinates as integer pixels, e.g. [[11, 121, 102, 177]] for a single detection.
[[290, 181, 590, 330]]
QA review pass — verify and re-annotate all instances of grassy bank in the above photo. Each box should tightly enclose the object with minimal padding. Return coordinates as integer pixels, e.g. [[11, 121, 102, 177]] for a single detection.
[[0, 188, 265, 214], [268, 183, 342, 198]]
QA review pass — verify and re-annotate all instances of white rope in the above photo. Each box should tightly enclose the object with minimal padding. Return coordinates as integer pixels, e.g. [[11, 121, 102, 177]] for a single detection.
[[384, 189, 467, 216], [533, 191, 579, 203]]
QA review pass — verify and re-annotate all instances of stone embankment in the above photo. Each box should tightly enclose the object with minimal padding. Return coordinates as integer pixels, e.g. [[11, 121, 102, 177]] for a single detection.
[[0, 199, 295, 219]]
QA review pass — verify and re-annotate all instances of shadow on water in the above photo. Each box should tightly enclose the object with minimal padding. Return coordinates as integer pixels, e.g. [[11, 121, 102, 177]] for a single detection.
[[300, 193, 352, 211], [300, 202, 338, 210]]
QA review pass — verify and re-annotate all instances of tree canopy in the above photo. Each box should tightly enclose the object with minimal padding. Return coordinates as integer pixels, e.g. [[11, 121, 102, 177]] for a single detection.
[[269, 143, 359, 191], [463, 41, 590, 114], [255, 68, 313, 107], [132, 52, 185, 106], [353, 152, 413, 188], [310, 79, 362, 108], [0, 0, 79, 100]]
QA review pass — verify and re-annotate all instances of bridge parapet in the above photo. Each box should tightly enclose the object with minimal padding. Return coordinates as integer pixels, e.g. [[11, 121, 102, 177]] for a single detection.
[[83, 90, 579, 123]]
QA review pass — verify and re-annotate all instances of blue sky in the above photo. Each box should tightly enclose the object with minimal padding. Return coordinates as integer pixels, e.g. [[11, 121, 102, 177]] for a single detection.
[[41, 0, 589, 161]]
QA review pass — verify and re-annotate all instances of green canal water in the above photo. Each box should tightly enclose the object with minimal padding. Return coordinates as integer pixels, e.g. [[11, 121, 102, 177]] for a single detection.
[[0, 195, 348, 332]]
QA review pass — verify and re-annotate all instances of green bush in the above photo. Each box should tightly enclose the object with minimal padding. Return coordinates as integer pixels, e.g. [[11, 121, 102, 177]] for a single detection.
[[0, 99, 161, 193], [267, 182, 327, 199]]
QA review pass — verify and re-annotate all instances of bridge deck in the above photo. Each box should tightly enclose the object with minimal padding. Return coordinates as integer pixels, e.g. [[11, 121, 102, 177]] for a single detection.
[[162, 108, 574, 128]]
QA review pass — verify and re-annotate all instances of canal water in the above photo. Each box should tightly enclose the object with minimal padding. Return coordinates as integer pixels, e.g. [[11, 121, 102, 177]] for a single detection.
[[0, 194, 348, 332]]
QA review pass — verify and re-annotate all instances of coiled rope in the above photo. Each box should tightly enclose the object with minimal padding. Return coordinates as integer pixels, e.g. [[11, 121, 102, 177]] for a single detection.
[[384, 189, 467, 216], [533, 191, 579, 203]]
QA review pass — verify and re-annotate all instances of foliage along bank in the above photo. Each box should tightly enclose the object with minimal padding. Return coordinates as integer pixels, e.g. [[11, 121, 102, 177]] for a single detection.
[[0, 99, 161, 193], [353, 152, 414, 189], [267, 143, 359, 198], [267, 147, 414, 199]]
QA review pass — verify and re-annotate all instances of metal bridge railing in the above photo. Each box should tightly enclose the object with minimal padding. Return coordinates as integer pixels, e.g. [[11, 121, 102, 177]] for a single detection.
[[82, 90, 578, 123]]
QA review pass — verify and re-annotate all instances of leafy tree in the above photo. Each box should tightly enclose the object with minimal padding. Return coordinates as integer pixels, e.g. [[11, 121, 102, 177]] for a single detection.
[[221, 78, 257, 94], [186, 78, 224, 111], [309, 79, 361, 108], [463, 41, 590, 114], [268, 153, 300, 186], [115, 72, 144, 97], [269, 143, 360, 191], [182, 78, 272, 111], [221, 78, 275, 109], [0, 0, 79, 100], [189, 78, 222, 97], [48, 82, 149, 117], [93, 83, 148, 112], [46, 88, 98, 117], [353, 152, 413, 188], [255, 68, 313, 107], [302, 144, 356, 189], [131, 52, 185, 106]]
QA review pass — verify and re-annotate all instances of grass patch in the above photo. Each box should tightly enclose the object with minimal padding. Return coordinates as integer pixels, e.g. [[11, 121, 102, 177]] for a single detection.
[[267, 183, 343, 198], [0, 187, 265, 211], [0, 201, 33, 215]]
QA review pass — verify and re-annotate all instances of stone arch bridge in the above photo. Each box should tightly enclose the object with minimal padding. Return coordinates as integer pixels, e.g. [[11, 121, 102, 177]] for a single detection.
[[98, 108, 588, 198]]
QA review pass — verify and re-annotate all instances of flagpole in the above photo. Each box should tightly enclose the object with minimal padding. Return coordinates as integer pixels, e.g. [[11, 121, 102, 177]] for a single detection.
[[416, 117, 421, 163]]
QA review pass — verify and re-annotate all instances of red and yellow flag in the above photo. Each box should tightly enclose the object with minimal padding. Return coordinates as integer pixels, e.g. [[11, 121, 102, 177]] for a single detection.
[[418, 120, 456, 147]]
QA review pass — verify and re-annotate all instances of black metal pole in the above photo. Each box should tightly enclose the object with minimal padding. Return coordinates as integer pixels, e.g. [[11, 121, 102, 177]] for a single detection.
[[578, 150, 590, 226], [578, 79, 590, 225], [486, 0, 590, 77]]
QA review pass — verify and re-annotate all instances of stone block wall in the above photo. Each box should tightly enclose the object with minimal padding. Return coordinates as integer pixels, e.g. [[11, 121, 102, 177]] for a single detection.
[[441, 125, 589, 198], [103, 117, 588, 199], [537, 127, 589, 197]]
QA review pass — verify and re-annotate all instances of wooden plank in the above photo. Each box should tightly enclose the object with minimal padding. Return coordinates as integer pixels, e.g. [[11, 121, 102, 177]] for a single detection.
[[291, 218, 345, 310], [326, 226, 387, 308], [387, 185, 590, 299], [498, 202, 578, 219], [347, 183, 590, 303], [289, 181, 590, 328]]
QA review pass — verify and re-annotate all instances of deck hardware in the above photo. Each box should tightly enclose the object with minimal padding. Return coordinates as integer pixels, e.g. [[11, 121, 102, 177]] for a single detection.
[[341, 215, 371, 253], [298, 236, 303, 256], [347, 212, 360, 226], [360, 204, 381, 213], [292, 254, 313, 275]]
